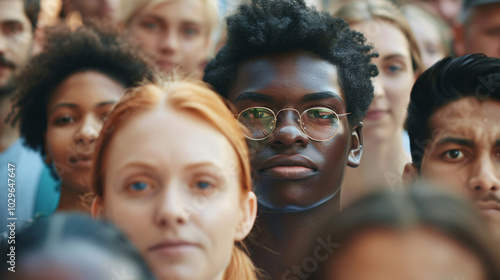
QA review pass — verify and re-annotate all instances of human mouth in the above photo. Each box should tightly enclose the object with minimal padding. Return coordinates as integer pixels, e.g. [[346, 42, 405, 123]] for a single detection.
[[156, 61, 175, 72], [259, 155, 318, 180], [68, 153, 93, 168], [148, 240, 200, 257], [477, 201, 500, 216], [365, 109, 388, 121]]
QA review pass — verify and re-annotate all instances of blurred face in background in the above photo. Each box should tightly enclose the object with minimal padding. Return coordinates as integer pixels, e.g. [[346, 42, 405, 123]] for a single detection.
[[95, 107, 255, 280], [0, 0, 33, 92], [127, 0, 211, 79], [68, 0, 121, 21], [350, 20, 415, 143], [327, 227, 486, 280], [456, 3, 500, 58], [45, 71, 124, 192], [405, 9, 447, 70], [426, 0, 461, 24]]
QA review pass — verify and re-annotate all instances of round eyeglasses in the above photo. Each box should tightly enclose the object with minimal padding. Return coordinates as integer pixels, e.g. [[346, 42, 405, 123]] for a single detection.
[[235, 107, 350, 141]]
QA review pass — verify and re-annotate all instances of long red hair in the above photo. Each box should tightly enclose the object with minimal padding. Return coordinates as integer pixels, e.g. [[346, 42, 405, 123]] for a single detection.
[[92, 78, 257, 280]]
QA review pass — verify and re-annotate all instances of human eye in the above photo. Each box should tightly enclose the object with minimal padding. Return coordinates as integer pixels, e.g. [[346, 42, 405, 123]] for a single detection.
[[191, 172, 225, 197], [305, 108, 337, 125], [140, 19, 159, 31], [442, 149, 465, 161], [182, 25, 201, 37], [126, 180, 155, 195], [54, 115, 76, 126], [3, 22, 24, 36]]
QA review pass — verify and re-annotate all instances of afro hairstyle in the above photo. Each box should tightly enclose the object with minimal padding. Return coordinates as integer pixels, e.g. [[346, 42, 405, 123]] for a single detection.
[[10, 23, 155, 157], [203, 0, 378, 125]]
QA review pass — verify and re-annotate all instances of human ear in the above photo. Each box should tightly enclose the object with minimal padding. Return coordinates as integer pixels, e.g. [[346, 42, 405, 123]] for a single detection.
[[402, 163, 419, 187], [91, 196, 104, 219], [234, 191, 257, 241], [347, 124, 363, 168]]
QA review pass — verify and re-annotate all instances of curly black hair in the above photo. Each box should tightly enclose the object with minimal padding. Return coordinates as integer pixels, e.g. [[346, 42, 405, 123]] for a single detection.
[[406, 54, 500, 167], [10, 23, 155, 157], [203, 0, 378, 125]]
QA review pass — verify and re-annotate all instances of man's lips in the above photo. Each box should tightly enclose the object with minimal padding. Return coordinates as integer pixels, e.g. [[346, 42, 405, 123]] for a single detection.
[[148, 240, 200, 257], [477, 201, 500, 214], [259, 155, 318, 180]]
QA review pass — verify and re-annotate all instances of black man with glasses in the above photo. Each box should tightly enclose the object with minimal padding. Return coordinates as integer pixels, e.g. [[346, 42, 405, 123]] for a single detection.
[[203, 0, 377, 278]]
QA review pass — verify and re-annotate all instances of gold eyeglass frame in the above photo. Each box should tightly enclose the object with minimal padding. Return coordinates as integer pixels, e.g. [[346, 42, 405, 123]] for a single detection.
[[234, 106, 351, 142]]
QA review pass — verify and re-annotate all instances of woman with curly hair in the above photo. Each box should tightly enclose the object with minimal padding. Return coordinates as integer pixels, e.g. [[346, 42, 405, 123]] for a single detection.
[[11, 23, 153, 215]]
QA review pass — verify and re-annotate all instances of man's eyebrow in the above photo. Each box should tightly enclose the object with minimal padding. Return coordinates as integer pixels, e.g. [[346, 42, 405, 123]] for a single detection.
[[48, 103, 77, 115], [234, 92, 274, 103], [301, 91, 342, 102], [437, 137, 474, 147]]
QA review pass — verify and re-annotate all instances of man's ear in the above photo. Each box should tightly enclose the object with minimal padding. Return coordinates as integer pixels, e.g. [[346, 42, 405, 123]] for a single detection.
[[91, 196, 104, 219], [347, 124, 363, 168], [234, 191, 257, 241], [453, 24, 466, 56], [402, 162, 419, 186]]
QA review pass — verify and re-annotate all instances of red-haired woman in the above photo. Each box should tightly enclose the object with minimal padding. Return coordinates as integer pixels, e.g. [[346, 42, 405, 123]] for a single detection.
[[91, 78, 258, 280]]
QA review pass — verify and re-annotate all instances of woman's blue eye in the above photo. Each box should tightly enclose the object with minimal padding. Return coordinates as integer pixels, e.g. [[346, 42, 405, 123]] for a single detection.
[[130, 182, 148, 191], [197, 182, 211, 189], [388, 65, 401, 72]]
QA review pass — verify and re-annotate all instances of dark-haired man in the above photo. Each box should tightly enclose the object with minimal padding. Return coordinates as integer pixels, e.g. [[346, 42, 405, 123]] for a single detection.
[[0, 0, 50, 236], [404, 54, 500, 241], [203, 0, 377, 278]]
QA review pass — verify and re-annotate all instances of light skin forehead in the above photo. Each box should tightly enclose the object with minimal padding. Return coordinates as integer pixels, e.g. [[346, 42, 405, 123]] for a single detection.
[[352, 20, 411, 59], [138, 0, 207, 26], [106, 106, 238, 174], [0, 0, 31, 26], [428, 98, 500, 143]]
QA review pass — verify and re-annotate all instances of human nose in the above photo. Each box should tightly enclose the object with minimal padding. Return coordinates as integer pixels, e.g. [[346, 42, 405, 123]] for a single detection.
[[74, 115, 100, 144], [468, 155, 500, 193], [159, 30, 179, 54], [154, 182, 189, 227], [267, 109, 309, 147], [372, 76, 384, 98]]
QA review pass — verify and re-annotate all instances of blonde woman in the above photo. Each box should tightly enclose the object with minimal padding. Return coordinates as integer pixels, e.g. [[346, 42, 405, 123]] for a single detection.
[[333, 0, 424, 207], [119, 0, 220, 79]]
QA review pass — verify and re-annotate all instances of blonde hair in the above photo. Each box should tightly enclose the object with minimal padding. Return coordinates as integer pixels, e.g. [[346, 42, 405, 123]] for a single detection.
[[92, 77, 257, 280], [333, 0, 424, 75], [120, 0, 219, 39]]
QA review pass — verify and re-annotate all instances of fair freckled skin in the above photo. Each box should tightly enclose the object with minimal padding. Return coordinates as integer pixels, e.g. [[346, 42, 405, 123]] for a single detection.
[[329, 228, 486, 280], [342, 20, 415, 207], [45, 71, 124, 212], [404, 98, 500, 239], [94, 108, 256, 280], [127, 0, 210, 79]]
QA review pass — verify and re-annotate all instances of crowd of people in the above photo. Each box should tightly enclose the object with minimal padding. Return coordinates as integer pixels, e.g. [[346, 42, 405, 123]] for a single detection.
[[1, 0, 499, 279]]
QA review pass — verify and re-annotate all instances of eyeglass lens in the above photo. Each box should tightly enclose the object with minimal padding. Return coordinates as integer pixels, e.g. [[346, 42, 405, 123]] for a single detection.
[[238, 107, 339, 141]]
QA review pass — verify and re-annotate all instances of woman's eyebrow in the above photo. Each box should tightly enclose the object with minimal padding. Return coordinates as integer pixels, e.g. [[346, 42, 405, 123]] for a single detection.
[[48, 103, 77, 115]]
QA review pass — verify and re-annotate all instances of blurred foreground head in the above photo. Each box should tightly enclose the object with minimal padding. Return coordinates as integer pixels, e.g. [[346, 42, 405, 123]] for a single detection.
[[313, 186, 500, 280], [0, 212, 153, 280]]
